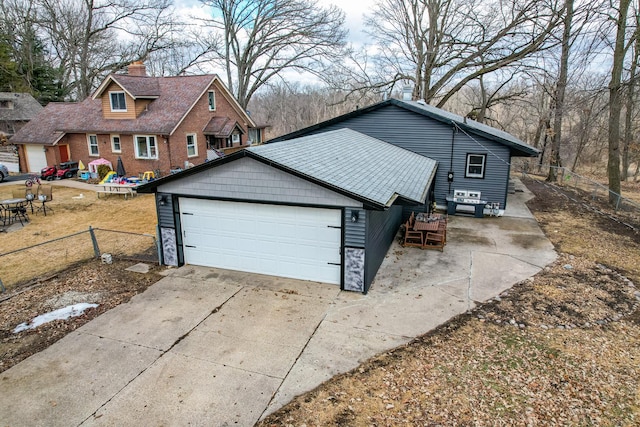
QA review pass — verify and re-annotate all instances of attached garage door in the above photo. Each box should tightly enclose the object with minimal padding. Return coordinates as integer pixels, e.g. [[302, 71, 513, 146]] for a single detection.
[[25, 144, 48, 172], [179, 198, 342, 284]]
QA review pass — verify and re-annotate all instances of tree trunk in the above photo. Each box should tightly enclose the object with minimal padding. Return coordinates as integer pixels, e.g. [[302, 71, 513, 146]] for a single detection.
[[622, 11, 639, 181], [608, 0, 631, 203], [547, 0, 573, 182]]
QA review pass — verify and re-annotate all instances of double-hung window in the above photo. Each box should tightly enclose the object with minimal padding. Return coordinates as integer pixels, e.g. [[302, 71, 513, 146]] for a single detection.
[[88, 134, 99, 156], [186, 134, 197, 157], [111, 135, 121, 153], [465, 154, 486, 179], [231, 133, 240, 144], [109, 92, 127, 111], [135, 135, 157, 159]]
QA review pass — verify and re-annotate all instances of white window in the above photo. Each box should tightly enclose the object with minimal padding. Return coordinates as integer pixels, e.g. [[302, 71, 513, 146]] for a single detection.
[[186, 134, 197, 157], [208, 91, 216, 111], [109, 91, 127, 111], [465, 154, 486, 179], [231, 133, 240, 144], [111, 135, 121, 153], [88, 134, 99, 156], [135, 135, 157, 159]]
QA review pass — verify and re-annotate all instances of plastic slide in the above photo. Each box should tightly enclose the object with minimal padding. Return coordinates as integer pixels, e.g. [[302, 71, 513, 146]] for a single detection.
[[99, 171, 117, 184]]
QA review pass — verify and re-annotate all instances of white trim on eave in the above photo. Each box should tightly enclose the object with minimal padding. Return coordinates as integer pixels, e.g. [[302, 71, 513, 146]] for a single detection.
[[169, 75, 256, 136], [92, 75, 136, 101]]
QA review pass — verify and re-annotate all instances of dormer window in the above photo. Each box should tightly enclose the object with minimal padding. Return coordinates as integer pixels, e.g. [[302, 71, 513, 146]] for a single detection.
[[109, 91, 127, 111]]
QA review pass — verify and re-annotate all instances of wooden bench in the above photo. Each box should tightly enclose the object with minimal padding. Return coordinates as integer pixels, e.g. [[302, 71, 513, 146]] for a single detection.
[[96, 184, 137, 200]]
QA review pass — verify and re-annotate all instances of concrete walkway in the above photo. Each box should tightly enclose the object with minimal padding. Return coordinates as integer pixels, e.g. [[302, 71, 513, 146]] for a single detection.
[[0, 182, 556, 426]]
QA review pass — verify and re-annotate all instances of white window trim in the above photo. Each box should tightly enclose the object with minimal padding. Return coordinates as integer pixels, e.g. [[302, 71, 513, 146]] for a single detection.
[[134, 135, 158, 159], [231, 133, 240, 144], [109, 91, 127, 112], [208, 90, 216, 111], [465, 153, 486, 179], [186, 133, 198, 157], [111, 134, 121, 153], [87, 134, 99, 157]]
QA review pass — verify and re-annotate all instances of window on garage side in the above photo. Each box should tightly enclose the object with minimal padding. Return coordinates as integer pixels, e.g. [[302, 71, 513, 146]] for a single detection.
[[186, 134, 197, 157], [111, 135, 121, 153], [465, 153, 486, 179], [87, 134, 99, 156], [135, 135, 157, 159]]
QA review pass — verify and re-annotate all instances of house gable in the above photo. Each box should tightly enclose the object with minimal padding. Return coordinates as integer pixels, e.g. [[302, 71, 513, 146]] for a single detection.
[[157, 156, 363, 208]]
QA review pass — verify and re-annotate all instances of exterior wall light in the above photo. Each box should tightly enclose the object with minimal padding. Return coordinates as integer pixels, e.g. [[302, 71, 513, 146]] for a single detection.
[[159, 195, 169, 206], [351, 210, 359, 223]]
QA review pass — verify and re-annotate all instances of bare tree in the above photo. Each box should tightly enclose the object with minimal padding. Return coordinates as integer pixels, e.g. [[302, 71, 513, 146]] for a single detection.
[[198, 0, 347, 109], [37, 0, 180, 99], [341, 0, 563, 108], [607, 0, 632, 202], [547, 0, 574, 181]]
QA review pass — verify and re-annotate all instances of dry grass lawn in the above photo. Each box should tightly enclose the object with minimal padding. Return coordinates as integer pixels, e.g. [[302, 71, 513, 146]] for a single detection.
[[0, 184, 156, 289], [258, 178, 640, 426]]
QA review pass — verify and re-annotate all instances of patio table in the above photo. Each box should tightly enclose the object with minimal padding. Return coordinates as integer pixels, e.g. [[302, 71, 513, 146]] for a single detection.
[[0, 198, 29, 226]]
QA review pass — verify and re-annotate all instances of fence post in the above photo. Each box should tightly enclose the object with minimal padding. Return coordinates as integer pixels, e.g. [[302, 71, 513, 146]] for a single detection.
[[89, 226, 100, 258], [0, 278, 5, 293], [615, 194, 622, 213], [156, 225, 162, 266]]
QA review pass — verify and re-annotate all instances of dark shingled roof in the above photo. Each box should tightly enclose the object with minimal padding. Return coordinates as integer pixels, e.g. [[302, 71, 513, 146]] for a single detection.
[[203, 117, 243, 137], [10, 75, 232, 145], [110, 75, 161, 98]]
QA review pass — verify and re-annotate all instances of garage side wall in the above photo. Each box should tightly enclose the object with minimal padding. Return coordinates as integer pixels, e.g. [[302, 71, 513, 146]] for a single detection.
[[156, 192, 181, 266], [365, 206, 403, 292]]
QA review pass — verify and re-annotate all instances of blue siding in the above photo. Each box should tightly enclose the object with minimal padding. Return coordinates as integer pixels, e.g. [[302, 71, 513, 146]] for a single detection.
[[344, 208, 366, 247], [364, 205, 403, 292], [300, 105, 512, 208]]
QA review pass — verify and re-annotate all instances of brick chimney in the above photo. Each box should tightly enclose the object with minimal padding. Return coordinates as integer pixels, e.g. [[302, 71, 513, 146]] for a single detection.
[[127, 61, 147, 77]]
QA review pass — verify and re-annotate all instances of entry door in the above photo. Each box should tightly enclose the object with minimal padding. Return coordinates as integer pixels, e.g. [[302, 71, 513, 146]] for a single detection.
[[179, 198, 343, 284], [59, 145, 70, 162]]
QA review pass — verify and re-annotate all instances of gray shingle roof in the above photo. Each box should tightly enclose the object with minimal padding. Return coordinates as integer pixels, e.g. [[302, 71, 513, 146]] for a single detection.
[[0, 92, 43, 121], [249, 128, 437, 207]]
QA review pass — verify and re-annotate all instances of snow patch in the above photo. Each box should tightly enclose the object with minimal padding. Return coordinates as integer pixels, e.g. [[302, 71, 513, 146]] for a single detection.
[[13, 303, 98, 333]]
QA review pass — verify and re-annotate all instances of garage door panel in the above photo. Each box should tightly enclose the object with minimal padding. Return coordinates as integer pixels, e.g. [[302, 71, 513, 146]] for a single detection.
[[180, 199, 342, 284]]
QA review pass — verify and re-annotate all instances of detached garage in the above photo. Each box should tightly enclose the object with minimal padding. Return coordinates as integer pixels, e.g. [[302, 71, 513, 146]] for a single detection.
[[138, 128, 437, 293]]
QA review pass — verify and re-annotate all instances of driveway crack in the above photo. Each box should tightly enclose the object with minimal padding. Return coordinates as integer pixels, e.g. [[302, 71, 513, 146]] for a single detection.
[[78, 286, 244, 426]]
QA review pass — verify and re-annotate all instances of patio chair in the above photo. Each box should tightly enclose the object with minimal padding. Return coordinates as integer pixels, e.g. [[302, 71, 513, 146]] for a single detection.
[[11, 188, 25, 199], [424, 229, 446, 251], [402, 219, 424, 248], [9, 201, 28, 225], [35, 185, 54, 216]]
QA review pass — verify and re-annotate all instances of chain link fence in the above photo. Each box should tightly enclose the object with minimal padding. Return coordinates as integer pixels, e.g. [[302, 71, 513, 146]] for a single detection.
[[0, 227, 158, 291]]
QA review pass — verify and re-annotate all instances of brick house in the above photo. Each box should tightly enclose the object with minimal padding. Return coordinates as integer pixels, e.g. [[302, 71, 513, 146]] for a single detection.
[[10, 62, 266, 176]]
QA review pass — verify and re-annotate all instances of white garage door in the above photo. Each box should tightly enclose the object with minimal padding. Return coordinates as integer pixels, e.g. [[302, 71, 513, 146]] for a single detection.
[[179, 198, 342, 285], [25, 144, 48, 172]]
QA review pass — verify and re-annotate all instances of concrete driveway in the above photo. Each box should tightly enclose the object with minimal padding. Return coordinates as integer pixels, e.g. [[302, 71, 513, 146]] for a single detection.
[[0, 182, 556, 426]]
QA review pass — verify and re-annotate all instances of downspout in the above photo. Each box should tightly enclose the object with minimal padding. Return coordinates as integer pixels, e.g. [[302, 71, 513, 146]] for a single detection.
[[448, 124, 457, 195]]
